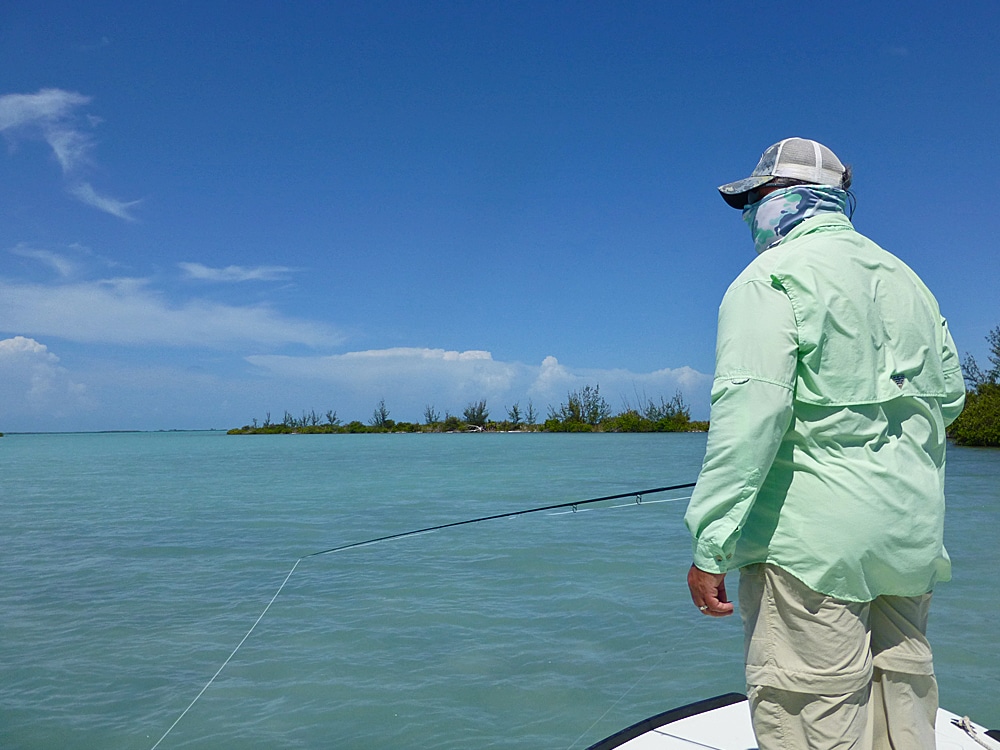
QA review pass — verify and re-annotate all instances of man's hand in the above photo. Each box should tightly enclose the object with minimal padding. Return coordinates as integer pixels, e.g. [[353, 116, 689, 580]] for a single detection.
[[687, 564, 734, 617]]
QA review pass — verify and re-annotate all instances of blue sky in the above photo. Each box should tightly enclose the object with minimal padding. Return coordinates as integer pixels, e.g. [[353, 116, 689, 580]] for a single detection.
[[1, 1, 997, 431]]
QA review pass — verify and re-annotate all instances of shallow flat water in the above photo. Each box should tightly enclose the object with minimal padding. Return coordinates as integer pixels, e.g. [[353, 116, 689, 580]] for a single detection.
[[1, 432, 996, 749]]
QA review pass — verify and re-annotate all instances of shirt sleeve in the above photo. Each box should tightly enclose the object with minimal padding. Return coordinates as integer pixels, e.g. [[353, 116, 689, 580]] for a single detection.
[[939, 316, 966, 426], [684, 276, 798, 573]]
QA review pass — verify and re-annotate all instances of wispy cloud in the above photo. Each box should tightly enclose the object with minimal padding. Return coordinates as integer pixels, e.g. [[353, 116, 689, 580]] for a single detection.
[[179, 262, 295, 282], [0, 88, 138, 219], [9, 245, 79, 278], [0, 277, 343, 348], [0, 88, 93, 171], [70, 182, 141, 221]]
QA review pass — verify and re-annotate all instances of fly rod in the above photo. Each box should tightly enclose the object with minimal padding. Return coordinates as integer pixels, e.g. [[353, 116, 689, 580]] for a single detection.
[[304, 481, 697, 558], [149, 481, 696, 749]]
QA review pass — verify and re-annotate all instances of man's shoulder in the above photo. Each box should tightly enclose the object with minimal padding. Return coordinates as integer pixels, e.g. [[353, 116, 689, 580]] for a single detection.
[[724, 213, 922, 298], [782, 218, 927, 287], [727, 245, 789, 290]]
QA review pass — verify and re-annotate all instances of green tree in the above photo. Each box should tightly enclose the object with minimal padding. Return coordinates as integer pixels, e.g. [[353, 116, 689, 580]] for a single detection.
[[463, 399, 489, 428], [962, 325, 1000, 389], [606, 409, 648, 433], [549, 384, 611, 427], [950, 325, 1000, 447], [948, 389, 1000, 447], [644, 391, 692, 431], [370, 399, 391, 429]]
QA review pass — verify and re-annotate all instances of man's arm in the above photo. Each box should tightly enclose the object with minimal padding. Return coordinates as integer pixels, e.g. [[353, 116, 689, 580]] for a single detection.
[[684, 275, 798, 614]]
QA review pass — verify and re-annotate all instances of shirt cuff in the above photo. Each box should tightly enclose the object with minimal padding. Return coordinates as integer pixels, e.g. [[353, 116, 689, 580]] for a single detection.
[[693, 540, 733, 574]]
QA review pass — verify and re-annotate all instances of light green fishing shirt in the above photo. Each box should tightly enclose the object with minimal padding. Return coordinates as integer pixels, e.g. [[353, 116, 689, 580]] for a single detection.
[[685, 212, 965, 602]]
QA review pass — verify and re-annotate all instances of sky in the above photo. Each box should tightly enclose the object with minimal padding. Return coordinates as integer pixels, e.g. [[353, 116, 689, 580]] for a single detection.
[[1, 1, 998, 432]]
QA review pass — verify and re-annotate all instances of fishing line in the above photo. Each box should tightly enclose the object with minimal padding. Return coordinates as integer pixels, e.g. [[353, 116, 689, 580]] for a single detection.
[[546, 494, 692, 515], [563, 645, 675, 750], [148, 481, 696, 749], [149, 560, 301, 750]]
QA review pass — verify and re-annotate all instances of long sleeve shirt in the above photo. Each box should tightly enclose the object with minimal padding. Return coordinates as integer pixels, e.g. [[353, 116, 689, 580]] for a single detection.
[[684, 212, 965, 602]]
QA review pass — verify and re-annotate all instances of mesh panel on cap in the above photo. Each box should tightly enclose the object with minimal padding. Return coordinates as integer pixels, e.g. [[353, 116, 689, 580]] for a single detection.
[[780, 139, 819, 167], [819, 144, 843, 172]]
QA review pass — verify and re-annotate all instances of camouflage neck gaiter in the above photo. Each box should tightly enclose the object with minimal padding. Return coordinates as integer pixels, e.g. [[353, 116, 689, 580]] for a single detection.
[[742, 185, 849, 254]]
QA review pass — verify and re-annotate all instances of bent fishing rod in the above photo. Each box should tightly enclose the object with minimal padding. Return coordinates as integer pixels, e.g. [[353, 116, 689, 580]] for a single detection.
[[149, 480, 696, 750], [304, 481, 697, 557]]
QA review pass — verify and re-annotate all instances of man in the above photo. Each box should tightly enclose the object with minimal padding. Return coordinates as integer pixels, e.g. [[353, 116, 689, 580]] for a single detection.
[[684, 138, 966, 749]]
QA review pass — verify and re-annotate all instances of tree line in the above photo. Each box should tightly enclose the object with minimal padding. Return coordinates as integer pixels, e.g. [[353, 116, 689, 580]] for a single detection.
[[948, 325, 1000, 447], [227, 385, 709, 435]]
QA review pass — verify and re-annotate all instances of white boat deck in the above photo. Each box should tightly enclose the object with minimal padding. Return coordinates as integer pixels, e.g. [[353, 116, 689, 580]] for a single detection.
[[586, 693, 1000, 750]]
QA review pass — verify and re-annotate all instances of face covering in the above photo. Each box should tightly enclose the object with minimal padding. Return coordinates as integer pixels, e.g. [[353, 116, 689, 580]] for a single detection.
[[742, 185, 849, 254]]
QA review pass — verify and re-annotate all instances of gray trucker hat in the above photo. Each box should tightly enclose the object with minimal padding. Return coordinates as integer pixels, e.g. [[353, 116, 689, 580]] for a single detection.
[[718, 138, 849, 209]]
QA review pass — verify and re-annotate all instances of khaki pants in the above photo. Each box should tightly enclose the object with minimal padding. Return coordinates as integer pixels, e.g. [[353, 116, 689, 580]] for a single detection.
[[739, 564, 938, 750]]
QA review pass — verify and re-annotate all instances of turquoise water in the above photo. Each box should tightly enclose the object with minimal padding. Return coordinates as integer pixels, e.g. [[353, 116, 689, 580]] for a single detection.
[[1, 432, 997, 749]]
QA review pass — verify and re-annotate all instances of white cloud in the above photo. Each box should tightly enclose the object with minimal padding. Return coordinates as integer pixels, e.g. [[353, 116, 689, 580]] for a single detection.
[[0, 277, 343, 348], [9, 245, 78, 278], [0, 336, 92, 422], [179, 262, 295, 282], [247, 347, 518, 401], [0, 89, 87, 129], [0, 88, 137, 219], [245, 348, 710, 421], [0, 88, 93, 171], [69, 182, 140, 221], [535, 354, 573, 393]]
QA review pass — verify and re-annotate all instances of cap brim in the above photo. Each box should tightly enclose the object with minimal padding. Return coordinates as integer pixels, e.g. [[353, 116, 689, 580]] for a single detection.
[[717, 174, 775, 209]]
